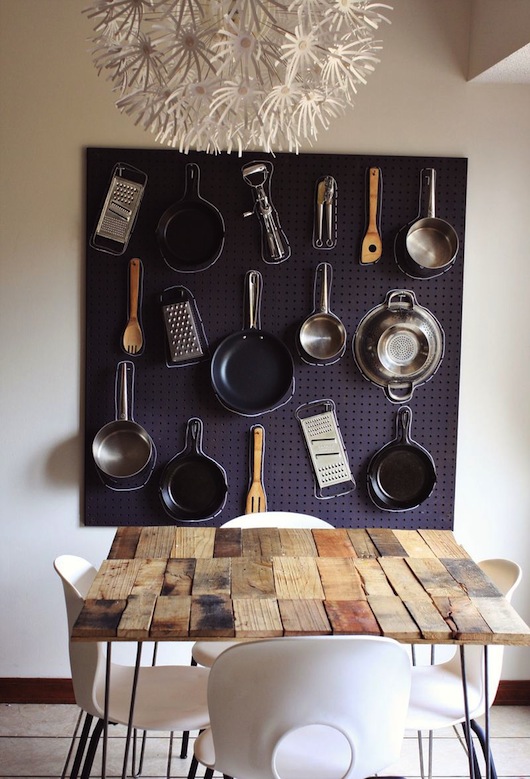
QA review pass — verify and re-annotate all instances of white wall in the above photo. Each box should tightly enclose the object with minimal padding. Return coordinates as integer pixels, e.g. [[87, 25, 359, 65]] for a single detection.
[[1, 1, 529, 680]]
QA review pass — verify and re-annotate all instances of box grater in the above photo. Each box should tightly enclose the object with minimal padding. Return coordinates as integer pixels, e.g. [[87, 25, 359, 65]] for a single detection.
[[296, 400, 356, 498], [91, 163, 146, 255], [161, 287, 207, 365]]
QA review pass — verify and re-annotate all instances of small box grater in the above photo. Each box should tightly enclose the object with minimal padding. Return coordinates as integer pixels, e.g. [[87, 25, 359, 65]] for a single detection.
[[161, 287, 207, 365], [91, 163, 147, 255], [296, 400, 356, 499]]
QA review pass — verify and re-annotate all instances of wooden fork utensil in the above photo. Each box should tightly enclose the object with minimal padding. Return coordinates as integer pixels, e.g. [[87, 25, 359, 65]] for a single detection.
[[245, 425, 267, 514], [122, 258, 144, 355]]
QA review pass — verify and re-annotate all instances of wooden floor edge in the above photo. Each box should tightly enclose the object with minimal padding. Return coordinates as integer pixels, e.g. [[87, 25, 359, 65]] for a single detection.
[[0, 677, 528, 705]]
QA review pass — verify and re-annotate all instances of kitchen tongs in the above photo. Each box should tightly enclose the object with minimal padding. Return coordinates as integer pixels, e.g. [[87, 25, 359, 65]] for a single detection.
[[313, 175, 337, 250]]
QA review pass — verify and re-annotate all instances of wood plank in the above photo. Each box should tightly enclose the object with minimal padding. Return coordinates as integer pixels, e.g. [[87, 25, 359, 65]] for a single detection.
[[353, 559, 394, 596], [311, 529, 355, 557], [108, 527, 141, 559], [442, 558, 502, 597], [278, 528, 318, 557], [233, 598, 283, 637], [470, 598, 530, 646], [418, 530, 470, 559], [192, 558, 231, 595], [151, 596, 191, 637], [402, 599, 454, 641], [346, 529, 378, 558], [190, 594, 235, 637], [117, 593, 157, 639], [379, 557, 431, 601], [368, 595, 422, 640], [172, 527, 216, 559], [71, 599, 125, 639], [324, 600, 381, 635], [231, 558, 275, 598], [273, 557, 325, 599], [405, 558, 466, 598], [85, 559, 142, 600], [135, 527, 176, 559], [393, 530, 436, 559], [161, 559, 195, 596], [277, 599, 331, 635], [241, 528, 282, 559], [131, 559, 167, 595], [214, 528, 241, 558], [316, 557, 365, 600], [432, 594, 491, 641], [367, 528, 408, 557]]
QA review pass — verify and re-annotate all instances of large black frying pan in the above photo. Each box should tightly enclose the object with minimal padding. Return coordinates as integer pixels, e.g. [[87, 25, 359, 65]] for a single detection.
[[210, 270, 294, 416], [159, 418, 227, 522], [367, 406, 436, 511], [156, 162, 225, 272]]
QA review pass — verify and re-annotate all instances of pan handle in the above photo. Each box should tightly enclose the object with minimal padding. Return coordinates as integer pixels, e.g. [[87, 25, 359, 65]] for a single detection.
[[418, 168, 437, 219], [183, 162, 201, 200], [116, 361, 134, 421], [396, 406, 413, 444], [316, 262, 332, 314], [184, 417, 204, 457], [247, 269, 263, 330]]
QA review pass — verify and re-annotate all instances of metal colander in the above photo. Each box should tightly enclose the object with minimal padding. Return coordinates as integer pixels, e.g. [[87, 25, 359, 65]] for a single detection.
[[353, 290, 444, 403]]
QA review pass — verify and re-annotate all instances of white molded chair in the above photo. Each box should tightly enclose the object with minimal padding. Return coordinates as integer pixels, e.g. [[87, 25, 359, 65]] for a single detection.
[[54, 555, 210, 779], [407, 558, 522, 779], [191, 511, 334, 668], [194, 636, 411, 779], [220, 510, 334, 528]]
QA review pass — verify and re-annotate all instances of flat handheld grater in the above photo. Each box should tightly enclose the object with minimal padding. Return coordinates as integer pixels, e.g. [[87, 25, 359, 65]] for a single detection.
[[161, 286, 208, 366], [296, 399, 356, 499], [91, 162, 147, 255]]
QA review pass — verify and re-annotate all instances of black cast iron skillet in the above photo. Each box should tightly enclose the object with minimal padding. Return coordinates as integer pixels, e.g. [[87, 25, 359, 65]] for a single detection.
[[210, 270, 294, 416], [159, 418, 227, 522], [367, 406, 436, 511], [156, 162, 225, 273]]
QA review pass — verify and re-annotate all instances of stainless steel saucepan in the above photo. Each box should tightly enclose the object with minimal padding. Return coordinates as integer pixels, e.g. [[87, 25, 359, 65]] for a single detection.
[[395, 168, 459, 279], [299, 262, 347, 364], [92, 361, 154, 481]]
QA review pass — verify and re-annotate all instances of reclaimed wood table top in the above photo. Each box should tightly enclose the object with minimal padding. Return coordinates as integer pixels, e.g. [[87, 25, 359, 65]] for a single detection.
[[71, 527, 530, 646]]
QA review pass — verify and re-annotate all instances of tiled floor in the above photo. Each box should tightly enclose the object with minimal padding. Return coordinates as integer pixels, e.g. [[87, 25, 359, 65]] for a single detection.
[[0, 703, 528, 778]]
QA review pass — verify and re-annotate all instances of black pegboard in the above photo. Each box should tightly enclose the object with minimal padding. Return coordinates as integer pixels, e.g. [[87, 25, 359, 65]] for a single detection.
[[84, 147, 467, 528]]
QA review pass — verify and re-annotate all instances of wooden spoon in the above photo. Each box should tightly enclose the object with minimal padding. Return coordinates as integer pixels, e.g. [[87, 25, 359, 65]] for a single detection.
[[360, 168, 383, 264], [245, 425, 267, 513]]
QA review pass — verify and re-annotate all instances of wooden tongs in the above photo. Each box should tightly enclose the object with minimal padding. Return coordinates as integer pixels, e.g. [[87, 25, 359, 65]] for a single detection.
[[245, 425, 267, 513]]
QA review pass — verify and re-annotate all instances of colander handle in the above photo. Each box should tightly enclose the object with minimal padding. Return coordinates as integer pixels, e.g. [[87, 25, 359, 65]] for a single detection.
[[386, 382, 414, 403], [387, 290, 416, 311]]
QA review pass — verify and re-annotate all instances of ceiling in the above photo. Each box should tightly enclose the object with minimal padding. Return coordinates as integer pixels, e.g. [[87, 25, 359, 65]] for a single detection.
[[468, 0, 530, 83]]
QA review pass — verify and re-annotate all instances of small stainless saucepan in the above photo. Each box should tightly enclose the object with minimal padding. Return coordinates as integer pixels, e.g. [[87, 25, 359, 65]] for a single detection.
[[395, 168, 459, 279], [299, 262, 347, 364], [92, 361, 154, 481]]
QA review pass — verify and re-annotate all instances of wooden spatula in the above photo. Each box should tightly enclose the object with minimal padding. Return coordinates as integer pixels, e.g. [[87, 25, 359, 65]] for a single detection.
[[245, 425, 267, 514], [360, 167, 382, 264]]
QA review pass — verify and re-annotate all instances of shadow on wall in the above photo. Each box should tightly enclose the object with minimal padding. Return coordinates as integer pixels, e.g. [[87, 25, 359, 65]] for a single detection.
[[44, 434, 82, 488]]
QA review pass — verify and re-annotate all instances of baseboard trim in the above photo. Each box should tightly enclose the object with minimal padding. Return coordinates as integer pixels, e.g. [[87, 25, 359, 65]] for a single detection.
[[0, 678, 75, 704], [0, 677, 529, 705]]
